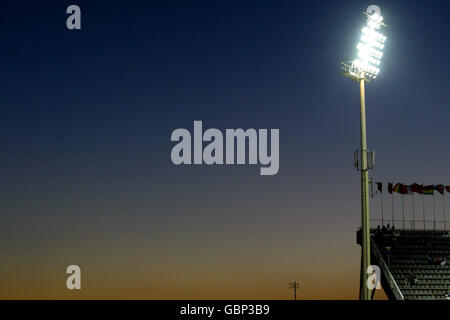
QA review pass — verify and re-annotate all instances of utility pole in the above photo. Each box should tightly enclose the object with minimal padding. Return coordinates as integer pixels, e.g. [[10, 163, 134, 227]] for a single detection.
[[289, 281, 299, 300]]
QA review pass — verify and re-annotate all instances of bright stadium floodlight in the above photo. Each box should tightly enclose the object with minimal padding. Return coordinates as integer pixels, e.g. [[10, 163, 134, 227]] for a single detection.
[[342, 12, 387, 81], [340, 9, 387, 301], [354, 13, 386, 79]]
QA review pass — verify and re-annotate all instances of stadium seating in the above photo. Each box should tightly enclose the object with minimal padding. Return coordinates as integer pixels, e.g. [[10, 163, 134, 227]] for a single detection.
[[370, 229, 450, 300]]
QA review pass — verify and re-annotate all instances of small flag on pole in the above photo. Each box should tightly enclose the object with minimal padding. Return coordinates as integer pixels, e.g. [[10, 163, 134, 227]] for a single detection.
[[394, 183, 409, 195], [388, 182, 393, 194], [435, 184, 444, 195], [377, 182, 382, 193], [410, 183, 423, 194], [423, 185, 435, 195]]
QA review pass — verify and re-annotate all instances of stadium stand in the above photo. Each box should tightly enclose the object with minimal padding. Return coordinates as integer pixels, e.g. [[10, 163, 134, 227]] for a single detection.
[[358, 228, 450, 300]]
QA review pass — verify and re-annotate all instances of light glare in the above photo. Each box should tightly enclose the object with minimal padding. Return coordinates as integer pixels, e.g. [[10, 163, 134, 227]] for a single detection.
[[352, 13, 386, 78]]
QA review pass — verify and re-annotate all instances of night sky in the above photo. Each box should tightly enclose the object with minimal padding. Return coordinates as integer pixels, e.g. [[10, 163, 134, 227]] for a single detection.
[[0, 0, 449, 299]]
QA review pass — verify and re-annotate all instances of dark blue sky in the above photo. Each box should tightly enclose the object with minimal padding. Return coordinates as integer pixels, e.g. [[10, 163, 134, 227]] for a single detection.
[[2, 1, 448, 161], [0, 0, 449, 298]]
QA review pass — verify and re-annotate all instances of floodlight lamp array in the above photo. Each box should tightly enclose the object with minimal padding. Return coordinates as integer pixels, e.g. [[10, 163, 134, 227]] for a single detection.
[[352, 13, 386, 79]]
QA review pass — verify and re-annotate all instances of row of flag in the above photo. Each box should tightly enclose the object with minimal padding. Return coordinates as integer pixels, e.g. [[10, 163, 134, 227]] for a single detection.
[[375, 183, 450, 196]]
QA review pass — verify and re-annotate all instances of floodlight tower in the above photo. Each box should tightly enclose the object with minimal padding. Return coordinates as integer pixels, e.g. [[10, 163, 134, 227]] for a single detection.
[[341, 11, 387, 300]]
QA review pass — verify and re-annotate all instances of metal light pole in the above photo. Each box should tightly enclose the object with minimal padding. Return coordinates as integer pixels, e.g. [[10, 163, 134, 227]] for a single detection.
[[341, 10, 387, 300], [359, 77, 371, 300]]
